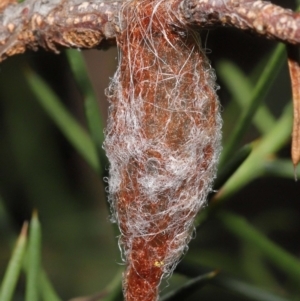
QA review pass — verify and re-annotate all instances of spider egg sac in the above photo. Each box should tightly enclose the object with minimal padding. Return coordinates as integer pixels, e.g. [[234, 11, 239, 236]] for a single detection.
[[104, 0, 222, 300]]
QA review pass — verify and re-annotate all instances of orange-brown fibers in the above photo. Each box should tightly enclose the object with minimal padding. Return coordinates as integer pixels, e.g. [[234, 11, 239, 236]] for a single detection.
[[104, 0, 222, 300]]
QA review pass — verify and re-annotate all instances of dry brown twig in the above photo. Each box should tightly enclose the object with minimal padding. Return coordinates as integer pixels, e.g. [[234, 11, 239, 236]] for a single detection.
[[1, 0, 300, 301]]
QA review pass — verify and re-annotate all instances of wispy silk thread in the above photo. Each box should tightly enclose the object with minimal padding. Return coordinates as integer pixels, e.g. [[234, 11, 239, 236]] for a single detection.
[[104, 0, 222, 299]]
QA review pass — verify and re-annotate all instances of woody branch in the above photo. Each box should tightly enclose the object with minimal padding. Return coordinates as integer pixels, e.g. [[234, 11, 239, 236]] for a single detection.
[[0, 0, 300, 62]]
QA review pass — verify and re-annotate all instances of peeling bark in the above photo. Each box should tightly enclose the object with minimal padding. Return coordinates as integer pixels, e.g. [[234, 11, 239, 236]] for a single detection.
[[0, 0, 300, 62]]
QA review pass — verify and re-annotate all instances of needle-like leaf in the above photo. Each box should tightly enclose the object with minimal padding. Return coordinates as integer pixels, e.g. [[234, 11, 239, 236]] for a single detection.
[[0, 222, 28, 301]]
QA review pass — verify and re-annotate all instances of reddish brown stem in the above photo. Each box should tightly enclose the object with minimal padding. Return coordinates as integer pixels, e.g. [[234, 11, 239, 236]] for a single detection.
[[287, 45, 300, 172]]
